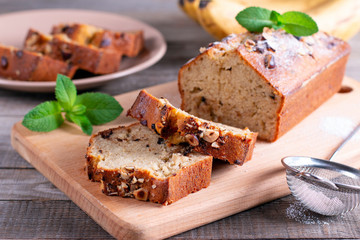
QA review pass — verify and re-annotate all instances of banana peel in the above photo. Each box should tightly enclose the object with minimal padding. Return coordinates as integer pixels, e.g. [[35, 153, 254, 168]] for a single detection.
[[178, 0, 360, 41], [196, 0, 246, 40]]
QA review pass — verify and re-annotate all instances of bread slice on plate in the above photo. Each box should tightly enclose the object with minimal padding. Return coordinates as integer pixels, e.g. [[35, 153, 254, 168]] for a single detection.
[[86, 123, 212, 205], [24, 29, 122, 75], [0, 44, 77, 81], [127, 90, 257, 165], [51, 23, 144, 57]]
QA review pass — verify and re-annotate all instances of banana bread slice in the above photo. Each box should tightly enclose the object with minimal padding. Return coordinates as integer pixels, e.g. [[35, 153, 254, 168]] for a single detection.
[[178, 28, 351, 141], [127, 90, 257, 165], [0, 44, 77, 81], [86, 123, 212, 205], [24, 29, 122, 75], [51, 23, 144, 57], [91, 30, 144, 57]]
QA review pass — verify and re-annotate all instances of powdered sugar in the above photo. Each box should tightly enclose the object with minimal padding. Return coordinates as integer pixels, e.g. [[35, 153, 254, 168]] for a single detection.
[[286, 200, 336, 225], [320, 117, 359, 139]]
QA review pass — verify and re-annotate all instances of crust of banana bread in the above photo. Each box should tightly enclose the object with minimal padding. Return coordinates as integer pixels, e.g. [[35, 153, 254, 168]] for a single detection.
[[127, 90, 257, 165], [86, 123, 213, 205], [0, 44, 77, 81], [178, 28, 351, 141], [51, 23, 144, 57]]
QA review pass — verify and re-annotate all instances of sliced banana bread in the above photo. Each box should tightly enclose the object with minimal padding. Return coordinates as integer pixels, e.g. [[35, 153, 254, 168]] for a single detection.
[[51, 23, 144, 57], [24, 29, 122, 75], [86, 123, 212, 205], [127, 90, 257, 165], [0, 44, 77, 81], [91, 30, 144, 57], [178, 28, 351, 141]]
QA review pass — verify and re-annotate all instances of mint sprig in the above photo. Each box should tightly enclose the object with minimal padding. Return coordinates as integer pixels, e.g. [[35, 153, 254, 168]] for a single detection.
[[22, 74, 123, 135], [235, 7, 318, 36]]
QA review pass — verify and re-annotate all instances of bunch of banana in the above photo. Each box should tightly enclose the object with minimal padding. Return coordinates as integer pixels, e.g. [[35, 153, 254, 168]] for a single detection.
[[178, 0, 245, 40], [178, 0, 360, 41]]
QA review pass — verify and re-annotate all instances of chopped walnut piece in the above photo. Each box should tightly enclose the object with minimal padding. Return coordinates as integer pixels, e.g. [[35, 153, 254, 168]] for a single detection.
[[133, 188, 149, 201]]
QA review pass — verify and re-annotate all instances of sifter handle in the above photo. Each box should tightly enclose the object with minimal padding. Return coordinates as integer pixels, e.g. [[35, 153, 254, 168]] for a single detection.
[[328, 124, 360, 161]]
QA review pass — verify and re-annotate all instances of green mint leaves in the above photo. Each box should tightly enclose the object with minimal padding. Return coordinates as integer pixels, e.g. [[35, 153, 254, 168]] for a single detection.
[[235, 7, 274, 32], [22, 101, 64, 132], [235, 7, 318, 36], [22, 74, 123, 135], [280, 11, 319, 36], [55, 74, 77, 111]]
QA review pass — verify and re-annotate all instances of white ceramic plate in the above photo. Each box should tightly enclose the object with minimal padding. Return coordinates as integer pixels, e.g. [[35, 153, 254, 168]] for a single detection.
[[0, 9, 167, 92]]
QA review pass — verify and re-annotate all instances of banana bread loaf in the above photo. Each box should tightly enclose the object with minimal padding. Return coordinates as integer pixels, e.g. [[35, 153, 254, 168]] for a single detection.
[[51, 23, 144, 57], [178, 28, 351, 141], [24, 29, 122, 75], [0, 44, 77, 81], [86, 123, 212, 205], [127, 90, 257, 165]]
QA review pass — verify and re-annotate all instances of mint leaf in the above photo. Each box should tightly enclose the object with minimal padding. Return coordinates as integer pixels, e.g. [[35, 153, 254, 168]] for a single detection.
[[235, 7, 275, 32], [22, 101, 64, 132], [67, 113, 93, 135], [235, 7, 318, 37], [55, 74, 77, 111], [22, 74, 123, 135], [281, 11, 318, 36], [270, 10, 284, 29], [76, 92, 123, 125], [71, 104, 87, 116]]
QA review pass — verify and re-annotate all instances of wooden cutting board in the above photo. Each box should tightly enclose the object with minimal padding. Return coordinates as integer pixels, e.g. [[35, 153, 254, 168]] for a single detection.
[[11, 77, 360, 240]]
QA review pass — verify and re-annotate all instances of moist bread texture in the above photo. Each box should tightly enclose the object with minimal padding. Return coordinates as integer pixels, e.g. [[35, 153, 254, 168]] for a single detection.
[[178, 28, 351, 141], [86, 123, 212, 205], [51, 23, 144, 57], [0, 44, 77, 81], [127, 90, 257, 165], [24, 29, 122, 75]]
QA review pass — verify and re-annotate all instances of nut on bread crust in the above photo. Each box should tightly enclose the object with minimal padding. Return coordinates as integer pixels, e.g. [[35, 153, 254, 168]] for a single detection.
[[127, 90, 257, 165]]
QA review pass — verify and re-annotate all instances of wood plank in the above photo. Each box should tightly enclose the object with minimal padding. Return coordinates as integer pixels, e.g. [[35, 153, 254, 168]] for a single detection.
[[0, 200, 114, 239], [10, 77, 360, 239], [0, 144, 32, 168], [0, 116, 33, 168], [1, 195, 360, 239], [0, 169, 67, 200]]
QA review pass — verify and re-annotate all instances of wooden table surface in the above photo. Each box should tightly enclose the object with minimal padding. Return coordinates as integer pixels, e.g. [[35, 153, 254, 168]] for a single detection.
[[1, 0, 360, 239]]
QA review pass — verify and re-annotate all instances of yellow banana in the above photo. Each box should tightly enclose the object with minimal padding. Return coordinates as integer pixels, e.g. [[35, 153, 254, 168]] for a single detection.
[[196, 0, 246, 40], [306, 0, 360, 40], [178, 0, 201, 24]]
